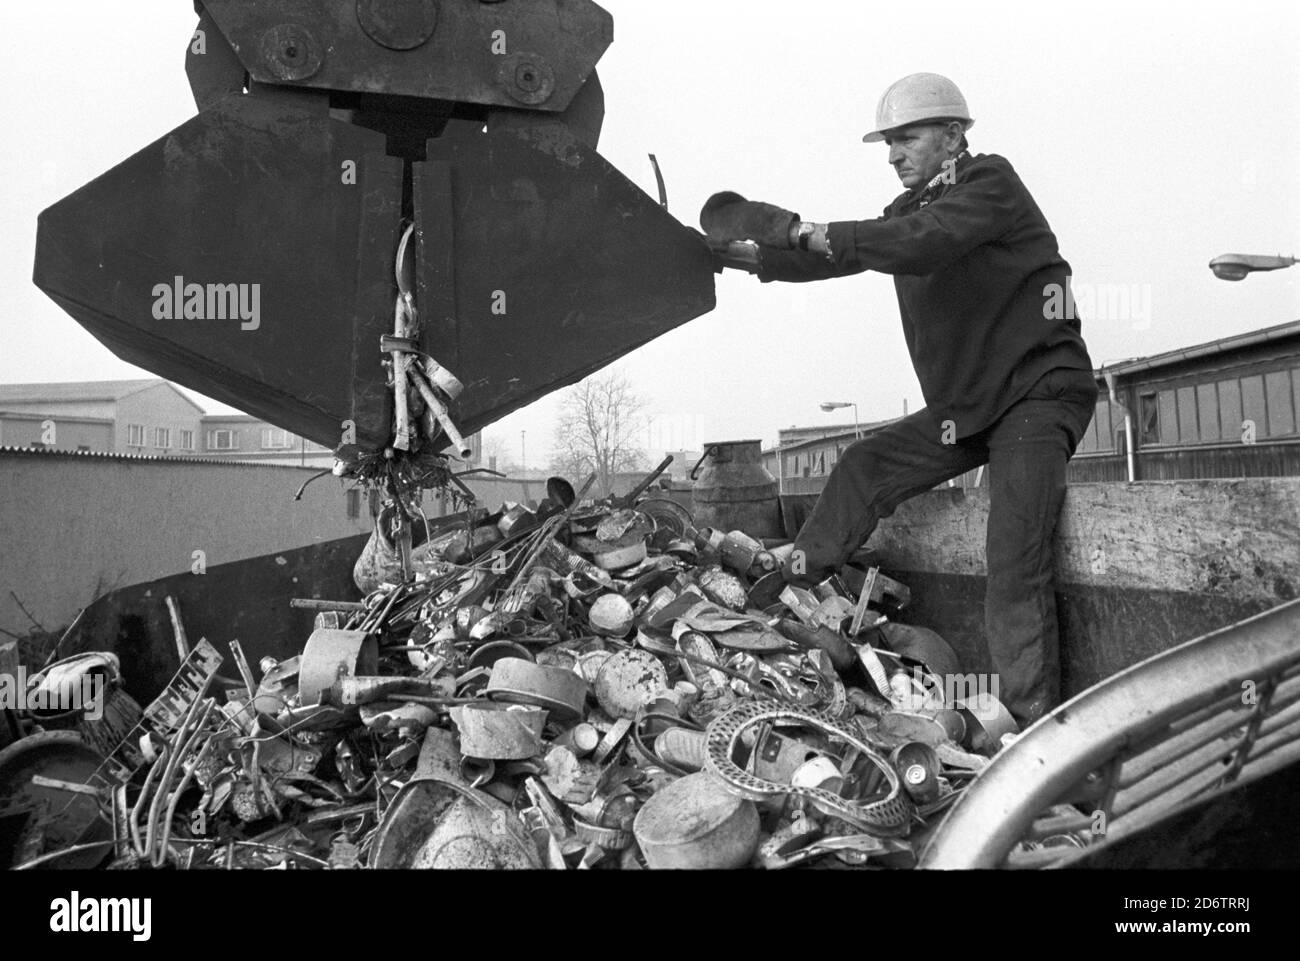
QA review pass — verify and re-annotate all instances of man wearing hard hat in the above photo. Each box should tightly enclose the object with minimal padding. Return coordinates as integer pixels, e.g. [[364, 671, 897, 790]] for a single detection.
[[702, 73, 1097, 726]]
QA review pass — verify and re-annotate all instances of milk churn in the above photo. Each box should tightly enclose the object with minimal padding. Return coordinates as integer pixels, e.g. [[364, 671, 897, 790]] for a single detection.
[[689, 440, 782, 539]]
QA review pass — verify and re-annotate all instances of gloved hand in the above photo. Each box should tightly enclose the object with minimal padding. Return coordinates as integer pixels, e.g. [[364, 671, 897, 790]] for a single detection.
[[711, 240, 761, 275], [700, 191, 799, 248]]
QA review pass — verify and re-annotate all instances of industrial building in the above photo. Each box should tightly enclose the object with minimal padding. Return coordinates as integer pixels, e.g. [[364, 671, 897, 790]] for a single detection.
[[767, 320, 1300, 493], [1072, 319, 1300, 482]]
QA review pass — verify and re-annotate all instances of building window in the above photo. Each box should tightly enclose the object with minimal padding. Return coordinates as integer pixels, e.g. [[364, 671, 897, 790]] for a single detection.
[[179, 430, 194, 451], [1265, 370, 1295, 437], [1176, 386, 1198, 444], [261, 427, 295, 449], [346, 488, 361, 519], [1294, 367, 1300, 434], [153, 427, 171, 449], [77, 445, 90, 451], [1157, 390, 1178, 446], [1240, 375, 1267, 439], [1218, 378, 1243, 442], [1077, 416, 1097, 453], [208, 429, 237, 450], [1138, 393, 1159, 445], [1095, 401, 1113, 450], [1196, 383, 1221, 442], [1080, 401, 1112, 453], [127, 424, 145, 447]]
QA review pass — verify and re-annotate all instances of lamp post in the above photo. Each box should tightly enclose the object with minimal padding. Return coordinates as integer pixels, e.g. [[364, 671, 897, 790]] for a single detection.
[[520, 430, 526, 473], [819, 401, 860, 439], [1208, 252, 1296, 281]]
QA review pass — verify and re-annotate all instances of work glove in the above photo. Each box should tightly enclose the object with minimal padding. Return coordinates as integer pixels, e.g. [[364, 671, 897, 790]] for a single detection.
[[711, 240, 761, 275], [700, 191, 799, 248]]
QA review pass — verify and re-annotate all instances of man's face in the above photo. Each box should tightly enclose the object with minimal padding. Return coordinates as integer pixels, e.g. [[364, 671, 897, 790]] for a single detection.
[[884, 123, 954, 189]]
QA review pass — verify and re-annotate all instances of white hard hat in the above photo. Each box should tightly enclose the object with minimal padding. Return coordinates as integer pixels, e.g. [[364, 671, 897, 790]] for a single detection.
[[863, 73, 974, 143]]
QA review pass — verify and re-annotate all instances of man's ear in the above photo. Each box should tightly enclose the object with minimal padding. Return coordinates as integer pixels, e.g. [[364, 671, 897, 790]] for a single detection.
[[944, 121, 966, 152]]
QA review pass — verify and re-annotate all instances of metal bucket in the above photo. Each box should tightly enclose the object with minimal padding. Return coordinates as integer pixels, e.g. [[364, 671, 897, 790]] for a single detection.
[[690, 441, 781, 539]]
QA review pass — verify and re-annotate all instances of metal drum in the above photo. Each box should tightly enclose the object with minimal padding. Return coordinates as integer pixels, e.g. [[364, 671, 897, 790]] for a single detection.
[[689, 440, 781, 540]]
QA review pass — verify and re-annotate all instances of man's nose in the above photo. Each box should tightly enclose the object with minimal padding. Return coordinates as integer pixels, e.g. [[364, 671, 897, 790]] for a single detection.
[[888, 144, 905, 166]]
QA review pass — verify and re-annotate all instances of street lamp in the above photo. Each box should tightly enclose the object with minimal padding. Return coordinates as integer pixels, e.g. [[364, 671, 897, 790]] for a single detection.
[[819, 401, 860, 439], [520, 430, 526, 473], [1209, 252, 1296, 282]]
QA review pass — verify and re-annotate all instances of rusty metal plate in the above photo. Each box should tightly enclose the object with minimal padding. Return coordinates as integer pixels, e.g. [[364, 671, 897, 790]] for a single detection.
[[201, 0, 612, 111], [413, 119, 716, 438], [34, 91, 402, 448], [37, 22, 712, 452]]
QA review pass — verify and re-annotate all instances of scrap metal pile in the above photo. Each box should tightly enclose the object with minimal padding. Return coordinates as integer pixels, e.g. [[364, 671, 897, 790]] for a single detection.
[[4, 474, 1097, 871]]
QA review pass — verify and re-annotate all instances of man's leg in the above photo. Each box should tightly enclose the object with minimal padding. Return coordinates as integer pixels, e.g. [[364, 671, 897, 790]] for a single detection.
[[791, 408, 986, 579], [984, 369, 1097, 725]]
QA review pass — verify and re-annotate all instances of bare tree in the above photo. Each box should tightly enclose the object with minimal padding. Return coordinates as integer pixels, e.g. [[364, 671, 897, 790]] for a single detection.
[[550, 371, 649, 497], [480, 433, 517, 473]]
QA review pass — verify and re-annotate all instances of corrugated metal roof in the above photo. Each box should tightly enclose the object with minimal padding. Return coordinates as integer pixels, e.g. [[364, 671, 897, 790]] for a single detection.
[[0, 411, 116, 423], [0, 445, 329, 471], [0, 378, 212, 416], [766, 422, 897, 455], [1100, 318, 1300, 378], [0, 379, 163, 403], [778, 417, 899, 443]]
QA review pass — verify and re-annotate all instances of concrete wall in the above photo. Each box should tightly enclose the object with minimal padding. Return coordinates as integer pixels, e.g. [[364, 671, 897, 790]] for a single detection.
[[781, 479, 1300, 694], [0, 449, 373, 638], [424, 475, 549, 515], [0, 451, 685, 641]]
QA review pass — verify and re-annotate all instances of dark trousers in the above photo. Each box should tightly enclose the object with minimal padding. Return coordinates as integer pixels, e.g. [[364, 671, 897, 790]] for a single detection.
[[792, 367, 1099, 724]]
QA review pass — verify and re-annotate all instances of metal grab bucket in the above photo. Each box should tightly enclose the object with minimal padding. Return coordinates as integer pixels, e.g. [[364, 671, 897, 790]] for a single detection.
[[690, 440, 782, 540]]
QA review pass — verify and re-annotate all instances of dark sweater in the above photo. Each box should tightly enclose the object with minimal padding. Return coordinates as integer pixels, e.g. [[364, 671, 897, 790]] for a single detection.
[[759, 152, 1093, 438]]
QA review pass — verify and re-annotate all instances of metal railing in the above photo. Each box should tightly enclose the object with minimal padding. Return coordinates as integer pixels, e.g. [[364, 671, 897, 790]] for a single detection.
[[919, 598, 1300, 868]]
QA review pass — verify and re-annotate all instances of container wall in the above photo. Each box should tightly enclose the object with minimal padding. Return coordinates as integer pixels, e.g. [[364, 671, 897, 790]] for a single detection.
[[0, 449, 373, 643], [782, 479, 1300, 695]]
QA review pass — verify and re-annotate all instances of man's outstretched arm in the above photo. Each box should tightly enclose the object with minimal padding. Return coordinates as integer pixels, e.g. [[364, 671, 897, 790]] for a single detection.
[[701, 191, 869, 284], [722, 159, 1026, 280], [820, 160, 1023, 276], [757, 244, 870, 283]]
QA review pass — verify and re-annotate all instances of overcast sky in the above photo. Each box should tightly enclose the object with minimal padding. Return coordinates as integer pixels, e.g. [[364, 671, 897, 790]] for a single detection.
[[2, 1, 1297, 468]]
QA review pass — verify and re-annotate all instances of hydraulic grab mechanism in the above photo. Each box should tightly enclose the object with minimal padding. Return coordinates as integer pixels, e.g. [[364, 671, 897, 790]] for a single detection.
[[34, 0, 716, 463]]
